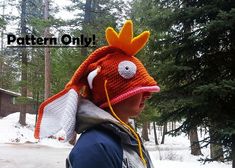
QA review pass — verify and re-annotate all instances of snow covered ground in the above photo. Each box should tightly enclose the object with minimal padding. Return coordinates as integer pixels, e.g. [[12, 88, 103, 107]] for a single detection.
[[0, 112, 232, 168], [0, 143, 71, 168], [0, 113, 72, 147], [144, 124, 231, 168]]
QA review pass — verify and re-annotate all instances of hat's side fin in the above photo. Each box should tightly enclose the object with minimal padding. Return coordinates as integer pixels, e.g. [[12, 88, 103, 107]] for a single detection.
[[34, 86, 80, 141]]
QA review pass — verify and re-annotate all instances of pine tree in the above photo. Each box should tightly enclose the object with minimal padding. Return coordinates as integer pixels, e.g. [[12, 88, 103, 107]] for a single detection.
[[19, 0, 28, 126], [50, 0, 128, 93], [130, 0, 235, 163], [0, 0, 18, 91]]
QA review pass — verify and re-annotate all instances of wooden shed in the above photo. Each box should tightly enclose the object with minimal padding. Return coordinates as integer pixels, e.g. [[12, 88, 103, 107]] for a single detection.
[[0, 88, 36, 117]]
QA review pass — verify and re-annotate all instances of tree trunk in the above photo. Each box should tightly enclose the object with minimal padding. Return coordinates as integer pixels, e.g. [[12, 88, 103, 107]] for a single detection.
[[148, 122, 151, 133], [0, 57, 3, 88], [69, 132, 77, 146], [189, 127, 202, 155], [210, 143, 224, 161], [44, 0, 51, 100], [209, 127, 224, 161], [19, 0, 27, 126], [153, 122, 159, 145], [160, 125, 162, 136], [232, 134, 235, 168], [134, 119, 138, 131], [161, 122, 167, 144], [199, 127, 203, 138], [142, 122, 149, 141], [1, 0, 5, 52], [81, 0, 92, 56]]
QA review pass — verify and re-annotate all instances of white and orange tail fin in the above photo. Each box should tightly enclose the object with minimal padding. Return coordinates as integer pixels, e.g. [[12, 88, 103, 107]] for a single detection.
[[34, 87, 79, 141]]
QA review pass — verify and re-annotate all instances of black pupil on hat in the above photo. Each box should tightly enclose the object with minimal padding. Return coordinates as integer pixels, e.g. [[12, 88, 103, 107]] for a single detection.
[[125, 66, 129, 70]]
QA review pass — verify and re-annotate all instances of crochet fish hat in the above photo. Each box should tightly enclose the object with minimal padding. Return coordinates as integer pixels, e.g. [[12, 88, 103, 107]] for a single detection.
[[34, 20, 160, 147]]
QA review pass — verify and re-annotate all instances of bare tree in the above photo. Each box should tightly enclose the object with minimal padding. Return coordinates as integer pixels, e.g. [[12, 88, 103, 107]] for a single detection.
[[81, 0, 92, 57], [189, 127, 202, 155], [209, 127, 224, 161], [210, 143, 224, 161], [161, 122, 167, 144], [142, 122, 149, 141], [44, 0, 51, 100], [1, 0, 6, 52], [232, 134, 235, 168], [153, 122, 159, 145], [19, 0, 27, 126], [69, 132, 77, 146], [0, 1, 6, 87]]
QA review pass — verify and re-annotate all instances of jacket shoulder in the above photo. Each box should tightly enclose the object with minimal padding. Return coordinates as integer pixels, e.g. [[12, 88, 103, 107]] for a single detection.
[[68, 127, 123, 168]]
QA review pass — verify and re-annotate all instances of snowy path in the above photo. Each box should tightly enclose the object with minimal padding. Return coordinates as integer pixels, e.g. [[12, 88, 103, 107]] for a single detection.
[[0, 143, 70, 168]]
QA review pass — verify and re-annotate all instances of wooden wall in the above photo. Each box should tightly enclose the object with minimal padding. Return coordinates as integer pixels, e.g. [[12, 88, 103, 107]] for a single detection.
[[0, 92, 37, 117]]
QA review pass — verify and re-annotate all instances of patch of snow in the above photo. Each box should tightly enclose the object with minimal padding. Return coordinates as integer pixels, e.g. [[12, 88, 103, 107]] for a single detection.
[[0, 112, 36, 143], [0, 112, 72, 148], [39, 138, 72, 148]]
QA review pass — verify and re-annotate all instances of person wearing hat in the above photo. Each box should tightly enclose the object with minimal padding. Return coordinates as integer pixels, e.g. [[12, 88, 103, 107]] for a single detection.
[[34, 20, 160, 168]]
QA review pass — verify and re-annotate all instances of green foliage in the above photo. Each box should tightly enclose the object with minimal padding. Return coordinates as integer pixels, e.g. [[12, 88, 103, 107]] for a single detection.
[[0, 18, 6, 28], [0, 56, 18, 91], [50, 47, 85, 94], [130, 0, 235, 162], [67, 0, 127, 47], [16, 96, 34, 104], [27, 48, 44, 102], [138, 101, 159, 122]]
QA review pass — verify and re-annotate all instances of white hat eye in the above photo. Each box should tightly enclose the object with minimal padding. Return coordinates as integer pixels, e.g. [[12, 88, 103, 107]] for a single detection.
[[118, 61, 137, 79]]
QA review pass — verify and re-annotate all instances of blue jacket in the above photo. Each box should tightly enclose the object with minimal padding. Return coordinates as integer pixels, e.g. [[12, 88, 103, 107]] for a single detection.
[[66, 97, 154, 168], [68, 126, 122, 168]]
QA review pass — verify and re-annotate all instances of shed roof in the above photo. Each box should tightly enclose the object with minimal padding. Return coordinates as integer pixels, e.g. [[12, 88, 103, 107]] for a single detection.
[[0, 88, 21, 97]]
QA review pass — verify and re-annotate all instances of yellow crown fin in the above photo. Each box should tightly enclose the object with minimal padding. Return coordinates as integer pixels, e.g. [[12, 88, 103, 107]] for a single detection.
[[105, 27, 119, 45], [118, 20, 133, 45], [105, 20, 150, 56]]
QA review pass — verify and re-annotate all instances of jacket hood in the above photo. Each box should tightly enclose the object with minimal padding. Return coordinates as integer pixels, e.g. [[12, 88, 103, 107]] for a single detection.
[[75, 96, 137, 142], [75, 96, 118, 133]]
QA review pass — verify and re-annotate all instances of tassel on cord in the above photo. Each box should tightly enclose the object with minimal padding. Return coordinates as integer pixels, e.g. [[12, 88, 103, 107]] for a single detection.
[[104, 80, 147, 167]]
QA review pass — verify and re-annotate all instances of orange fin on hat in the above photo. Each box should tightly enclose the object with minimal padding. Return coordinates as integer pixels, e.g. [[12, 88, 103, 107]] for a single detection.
[[106, 20, 150, 56]]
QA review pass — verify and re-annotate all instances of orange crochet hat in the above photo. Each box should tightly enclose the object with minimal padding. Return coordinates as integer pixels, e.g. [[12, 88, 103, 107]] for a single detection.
[[35, 20, 160, 139], [66, 20, 160, 108], [34, 20, 160, 166]]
